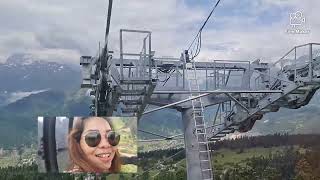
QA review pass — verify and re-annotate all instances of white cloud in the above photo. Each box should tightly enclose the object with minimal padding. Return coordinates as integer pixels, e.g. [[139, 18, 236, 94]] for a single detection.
[[0, 0, 319, 65], [195, 0, 320, 63], [6, 89, 49, 104], [29, 48, 81, 65]]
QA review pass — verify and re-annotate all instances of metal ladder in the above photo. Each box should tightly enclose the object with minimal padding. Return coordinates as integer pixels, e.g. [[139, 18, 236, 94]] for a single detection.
[[186, 59, 214, 180]]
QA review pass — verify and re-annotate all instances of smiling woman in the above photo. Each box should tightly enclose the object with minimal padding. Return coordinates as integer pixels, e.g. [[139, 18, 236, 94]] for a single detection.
[[68, 117, 122, 173]]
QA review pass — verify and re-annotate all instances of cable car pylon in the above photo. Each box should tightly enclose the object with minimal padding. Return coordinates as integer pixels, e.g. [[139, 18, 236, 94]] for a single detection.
[[79, 1, 320, 179]]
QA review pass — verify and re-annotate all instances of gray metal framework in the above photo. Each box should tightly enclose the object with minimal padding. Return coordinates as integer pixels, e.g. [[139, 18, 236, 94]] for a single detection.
[[79, 1, 320, 179]]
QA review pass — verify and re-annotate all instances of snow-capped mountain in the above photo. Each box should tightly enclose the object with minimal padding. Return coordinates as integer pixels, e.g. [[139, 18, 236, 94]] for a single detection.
[[0, 53, 81, 92]]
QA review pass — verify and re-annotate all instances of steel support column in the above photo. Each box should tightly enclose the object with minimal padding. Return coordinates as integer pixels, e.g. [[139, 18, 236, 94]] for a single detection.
[[182, 108, 203, 180]]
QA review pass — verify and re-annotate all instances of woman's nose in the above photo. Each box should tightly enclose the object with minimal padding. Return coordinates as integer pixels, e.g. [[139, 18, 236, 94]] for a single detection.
[[98, 135, 111, 148]]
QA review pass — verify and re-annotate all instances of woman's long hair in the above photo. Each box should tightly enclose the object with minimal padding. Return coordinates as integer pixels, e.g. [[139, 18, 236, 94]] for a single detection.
[[68, 117, 121, 173]]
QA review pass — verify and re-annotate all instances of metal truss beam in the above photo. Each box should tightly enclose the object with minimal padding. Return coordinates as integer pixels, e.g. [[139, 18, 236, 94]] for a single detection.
[[153, 90, 283, 94], [224, 93, 249, 113], [143, 90, 282, 115], [143, 93, 211, 114], [112, 58, 269, 70]]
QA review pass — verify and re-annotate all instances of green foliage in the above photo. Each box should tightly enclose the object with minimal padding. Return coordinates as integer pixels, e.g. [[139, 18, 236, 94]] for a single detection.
[[176, 169, 187, 180]]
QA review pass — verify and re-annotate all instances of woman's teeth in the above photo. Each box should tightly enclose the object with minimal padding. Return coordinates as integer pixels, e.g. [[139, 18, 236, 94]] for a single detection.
[[96, 153, 111, 158]]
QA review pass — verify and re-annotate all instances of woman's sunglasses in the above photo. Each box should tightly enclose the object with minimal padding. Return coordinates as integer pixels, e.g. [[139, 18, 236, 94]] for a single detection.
[[84, 130, 120, 147]]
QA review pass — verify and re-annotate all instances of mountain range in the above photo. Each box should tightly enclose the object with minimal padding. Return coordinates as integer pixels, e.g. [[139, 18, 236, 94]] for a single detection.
[[0, 53, 80, 93]]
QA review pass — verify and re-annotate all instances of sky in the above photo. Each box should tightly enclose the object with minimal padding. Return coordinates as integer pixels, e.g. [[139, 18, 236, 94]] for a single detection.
[[0, 0, 319, 66]]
